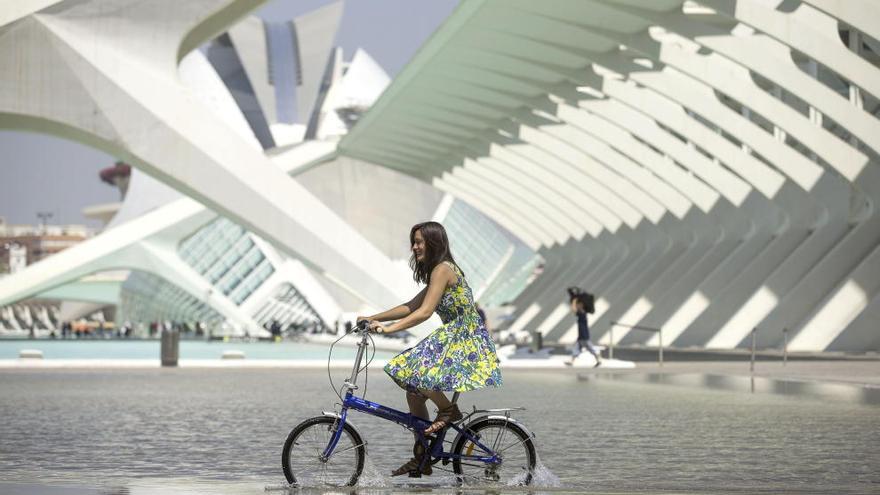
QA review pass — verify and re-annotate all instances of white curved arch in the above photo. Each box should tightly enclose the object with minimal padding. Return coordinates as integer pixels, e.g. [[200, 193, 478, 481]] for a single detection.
[[0, 0, 408, 309]]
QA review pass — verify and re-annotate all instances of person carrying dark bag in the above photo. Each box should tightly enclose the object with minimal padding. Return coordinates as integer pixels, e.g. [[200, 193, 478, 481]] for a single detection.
[[565, 287, 602, 367]]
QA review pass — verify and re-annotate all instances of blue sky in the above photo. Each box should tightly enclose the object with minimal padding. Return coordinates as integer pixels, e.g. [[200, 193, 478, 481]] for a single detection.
[[0, 0, 458, 228]]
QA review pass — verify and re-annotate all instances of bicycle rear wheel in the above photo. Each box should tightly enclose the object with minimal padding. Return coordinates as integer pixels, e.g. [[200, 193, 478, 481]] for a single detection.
[[282, 416, 365, 487], [451, 417, 536, 486]]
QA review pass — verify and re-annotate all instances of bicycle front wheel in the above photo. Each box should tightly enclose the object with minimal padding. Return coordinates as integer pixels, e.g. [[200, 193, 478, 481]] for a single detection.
[[282, 416, 365, 487], [452, 417, 536, 486]]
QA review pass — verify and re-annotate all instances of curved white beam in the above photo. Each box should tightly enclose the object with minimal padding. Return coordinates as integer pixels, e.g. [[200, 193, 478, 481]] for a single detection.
[[335, 0, 880, 351], [0, 0, 407, 309]]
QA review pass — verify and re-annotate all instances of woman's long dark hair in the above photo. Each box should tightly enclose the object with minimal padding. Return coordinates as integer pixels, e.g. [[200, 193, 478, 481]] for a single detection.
[[409, 221, 462, 284]]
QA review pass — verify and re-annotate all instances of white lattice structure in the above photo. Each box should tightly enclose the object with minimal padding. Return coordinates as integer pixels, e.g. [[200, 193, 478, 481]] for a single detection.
[[0, 1, 422, 338], [0, 1, 527, 337], [0, 0, 410, 318]]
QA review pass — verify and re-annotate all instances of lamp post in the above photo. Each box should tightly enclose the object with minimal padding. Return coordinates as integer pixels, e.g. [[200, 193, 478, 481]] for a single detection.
[[36, 211, 53, 234]]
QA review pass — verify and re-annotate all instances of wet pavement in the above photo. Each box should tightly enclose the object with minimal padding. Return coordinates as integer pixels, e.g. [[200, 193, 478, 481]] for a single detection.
[[1, 366, 878, 494]]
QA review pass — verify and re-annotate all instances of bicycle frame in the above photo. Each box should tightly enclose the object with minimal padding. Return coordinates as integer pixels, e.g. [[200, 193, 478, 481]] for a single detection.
[[320, 329, 500, 466]]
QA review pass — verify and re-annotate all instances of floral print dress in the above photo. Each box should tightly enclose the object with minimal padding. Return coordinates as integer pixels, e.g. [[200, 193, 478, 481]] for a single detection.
[[384, 262, 503, 392]]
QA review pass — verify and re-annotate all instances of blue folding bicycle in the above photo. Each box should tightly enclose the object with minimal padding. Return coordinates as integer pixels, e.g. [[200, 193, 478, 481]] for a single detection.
[[281, 321, 537, 487]]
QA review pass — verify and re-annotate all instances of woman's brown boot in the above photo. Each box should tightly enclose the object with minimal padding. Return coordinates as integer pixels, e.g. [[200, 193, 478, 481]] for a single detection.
[[391, 440, 432, 477], [424, 403, 463, 435]]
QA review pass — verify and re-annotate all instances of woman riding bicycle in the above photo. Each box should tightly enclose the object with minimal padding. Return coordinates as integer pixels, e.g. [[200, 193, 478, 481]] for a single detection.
[[358, 221, 502, 477]]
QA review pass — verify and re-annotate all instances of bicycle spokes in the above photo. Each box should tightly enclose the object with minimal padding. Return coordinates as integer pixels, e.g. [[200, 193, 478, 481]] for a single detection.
[[452, 418, 536, 486], [282, 416, 365, 487]]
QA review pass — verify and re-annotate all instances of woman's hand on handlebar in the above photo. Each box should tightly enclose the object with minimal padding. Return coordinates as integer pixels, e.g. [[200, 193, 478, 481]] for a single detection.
[[369, 321, 389, 334], [354, 316, 372, 332], [354, 316, 372, 331], [354, 316, 389, 333]]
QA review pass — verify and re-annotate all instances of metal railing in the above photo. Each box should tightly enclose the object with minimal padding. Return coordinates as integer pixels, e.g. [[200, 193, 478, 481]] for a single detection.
[[751, 326, 790, 370], [750, 327, 792, 393], [750, 327, 756, 373], [602, 324, 788, 374], [608, 321, 664, 366], [783, 327, 788, 366]]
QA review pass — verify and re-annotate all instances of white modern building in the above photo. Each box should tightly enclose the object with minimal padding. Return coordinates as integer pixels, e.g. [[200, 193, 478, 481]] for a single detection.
[[0, 0, 878, 353], [0, 0, 537, 338], [338, 0, 880, 353]]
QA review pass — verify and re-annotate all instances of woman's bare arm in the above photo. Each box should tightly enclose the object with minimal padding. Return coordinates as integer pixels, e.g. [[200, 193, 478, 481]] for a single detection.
[[360, 288, 428, 322], [376, 264, 454, 334]]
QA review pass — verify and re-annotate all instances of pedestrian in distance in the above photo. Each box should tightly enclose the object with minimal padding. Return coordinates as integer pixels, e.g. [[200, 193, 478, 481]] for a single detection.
[[565, 287, 602, 367]]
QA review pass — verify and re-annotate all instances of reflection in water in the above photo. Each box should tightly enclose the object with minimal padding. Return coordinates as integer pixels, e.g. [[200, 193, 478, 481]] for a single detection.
[[597, 372, 880, 405], [267, 459, 561, 495]]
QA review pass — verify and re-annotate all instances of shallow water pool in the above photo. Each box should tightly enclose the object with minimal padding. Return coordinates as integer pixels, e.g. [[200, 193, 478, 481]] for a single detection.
[[0, 368, 877, 494]]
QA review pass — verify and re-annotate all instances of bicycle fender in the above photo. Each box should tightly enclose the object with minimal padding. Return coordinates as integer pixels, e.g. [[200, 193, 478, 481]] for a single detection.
[[321, 411, 368, 453], [485, 415, 536, 438]]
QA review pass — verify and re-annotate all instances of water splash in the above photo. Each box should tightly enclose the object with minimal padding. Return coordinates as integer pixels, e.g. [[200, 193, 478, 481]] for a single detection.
[[263, 482, 293, 491], [529, 458, 561, 488], [357, 456, 389, 487]]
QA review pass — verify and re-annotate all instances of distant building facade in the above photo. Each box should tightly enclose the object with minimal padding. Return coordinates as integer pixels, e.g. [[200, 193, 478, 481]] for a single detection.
[[0, 221, 94, 273]]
